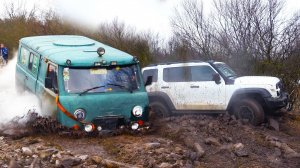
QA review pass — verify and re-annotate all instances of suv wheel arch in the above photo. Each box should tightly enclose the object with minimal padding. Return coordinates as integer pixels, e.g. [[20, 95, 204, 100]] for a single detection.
[[227, 88, 270, 112], [148, 92, 174, 120]]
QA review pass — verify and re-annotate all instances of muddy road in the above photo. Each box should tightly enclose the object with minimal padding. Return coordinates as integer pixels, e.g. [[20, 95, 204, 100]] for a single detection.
[[0, 111, 300, 168]]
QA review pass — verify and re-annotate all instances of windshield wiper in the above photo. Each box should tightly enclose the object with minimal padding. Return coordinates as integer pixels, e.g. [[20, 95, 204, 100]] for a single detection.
[[79, 85, 105, 96], [107, 83, 133, 93]]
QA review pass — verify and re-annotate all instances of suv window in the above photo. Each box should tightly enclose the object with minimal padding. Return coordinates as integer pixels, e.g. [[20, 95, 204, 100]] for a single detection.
[[163, 67, 189, 82], [143, 69, 158, 82], [190, 65, 216, 81]]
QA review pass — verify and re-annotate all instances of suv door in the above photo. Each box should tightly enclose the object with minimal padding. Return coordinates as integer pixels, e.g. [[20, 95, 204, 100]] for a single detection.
[[188, 65, 226, 110], [162, 66, 190, 110]]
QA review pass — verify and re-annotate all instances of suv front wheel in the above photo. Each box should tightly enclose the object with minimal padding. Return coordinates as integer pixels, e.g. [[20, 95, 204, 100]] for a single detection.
[[233, 98, 265, 125], [149, 102, 170, 121]]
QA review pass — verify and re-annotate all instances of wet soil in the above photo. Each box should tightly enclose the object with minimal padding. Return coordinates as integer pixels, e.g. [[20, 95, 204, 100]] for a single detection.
[[0, 111, 300, 168]]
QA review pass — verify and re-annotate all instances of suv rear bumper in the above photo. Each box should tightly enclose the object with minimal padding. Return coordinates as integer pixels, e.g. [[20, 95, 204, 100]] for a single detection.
[[265, 92, 288, 110]]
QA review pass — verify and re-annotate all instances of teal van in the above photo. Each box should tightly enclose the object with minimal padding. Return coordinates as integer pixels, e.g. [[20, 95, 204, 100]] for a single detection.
[[15, 35, 151, 132]]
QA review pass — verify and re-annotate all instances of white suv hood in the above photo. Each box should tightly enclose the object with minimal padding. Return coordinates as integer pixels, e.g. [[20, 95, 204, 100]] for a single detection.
[[234, 76, 280, 85]]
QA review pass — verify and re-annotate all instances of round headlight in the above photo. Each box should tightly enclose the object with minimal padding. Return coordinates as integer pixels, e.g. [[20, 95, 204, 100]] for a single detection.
[[84, 124, 94, 132], [74, 109, 86, 121], [132, 106, 143, 117]]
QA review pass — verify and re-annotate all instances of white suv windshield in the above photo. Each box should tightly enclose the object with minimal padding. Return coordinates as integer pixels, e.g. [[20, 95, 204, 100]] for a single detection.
[[214, 63, 237, 78], [63, 64, 140, 94]]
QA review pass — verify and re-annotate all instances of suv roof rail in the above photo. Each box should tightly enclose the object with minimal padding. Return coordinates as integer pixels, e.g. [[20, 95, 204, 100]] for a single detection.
[[146, 60, 205, 67], [207, 60, 215, 63]]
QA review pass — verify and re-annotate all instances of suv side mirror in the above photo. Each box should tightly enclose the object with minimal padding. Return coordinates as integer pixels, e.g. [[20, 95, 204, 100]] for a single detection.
[[144, 76, 153, 86], [45, 77, 53, 89], [212, 73, 221, 84]]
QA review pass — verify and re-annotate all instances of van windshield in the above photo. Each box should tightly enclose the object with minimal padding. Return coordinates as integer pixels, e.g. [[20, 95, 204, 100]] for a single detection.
[[63, 64, 141, 94]]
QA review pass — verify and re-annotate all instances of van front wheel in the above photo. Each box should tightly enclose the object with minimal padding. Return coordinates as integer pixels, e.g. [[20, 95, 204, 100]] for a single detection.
[[233, 98, 265, 125]]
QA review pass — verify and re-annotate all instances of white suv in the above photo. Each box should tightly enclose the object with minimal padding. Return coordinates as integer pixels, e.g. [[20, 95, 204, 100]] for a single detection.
[[142, 61, 289, 125]]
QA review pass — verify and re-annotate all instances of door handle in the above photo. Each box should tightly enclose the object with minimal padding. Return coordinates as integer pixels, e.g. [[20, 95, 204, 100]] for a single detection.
[[25, 76, 28, 80], [190, 85, 199, 88], [161, 86, 169, 89]]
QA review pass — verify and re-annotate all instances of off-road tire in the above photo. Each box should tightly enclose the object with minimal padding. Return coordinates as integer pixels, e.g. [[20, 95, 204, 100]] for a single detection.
[[149, 102, 170, 121], [233, 98, 265, 125]]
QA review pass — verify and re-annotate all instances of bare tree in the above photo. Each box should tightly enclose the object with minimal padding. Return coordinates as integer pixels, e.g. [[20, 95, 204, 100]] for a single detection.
[[95, 19, 154, 67], [171, 0, 214, 60]]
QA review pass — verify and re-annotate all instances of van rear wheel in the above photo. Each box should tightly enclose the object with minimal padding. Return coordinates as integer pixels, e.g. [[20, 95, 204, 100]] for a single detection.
[[233, 98, 265, 125]]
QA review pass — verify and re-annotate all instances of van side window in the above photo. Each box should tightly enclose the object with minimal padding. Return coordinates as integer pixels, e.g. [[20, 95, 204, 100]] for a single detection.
[[20, 47, 29, 66], [28, 53, 39, 74], [46, 64, 58, 93], [32, 55, 39, 74], [28, 53, 34, 71]]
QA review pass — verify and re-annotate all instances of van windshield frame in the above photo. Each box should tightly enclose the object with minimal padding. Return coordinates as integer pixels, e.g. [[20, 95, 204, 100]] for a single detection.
[[62, 64, 142, 94]]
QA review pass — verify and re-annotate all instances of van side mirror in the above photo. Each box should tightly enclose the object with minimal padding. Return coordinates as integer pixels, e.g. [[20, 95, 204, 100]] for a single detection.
[[45, 77, 53, 89], [212, 73, 221, 84], [144, 76, 153, 86]]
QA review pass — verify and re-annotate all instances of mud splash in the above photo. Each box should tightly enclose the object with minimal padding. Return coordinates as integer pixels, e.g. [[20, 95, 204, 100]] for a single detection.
[[0, 56, 41, 136]]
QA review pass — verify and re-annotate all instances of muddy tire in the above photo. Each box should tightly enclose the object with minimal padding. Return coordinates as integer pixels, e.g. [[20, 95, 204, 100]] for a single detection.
[[149, 102, 170, 121], [233, 98, 265, 125]]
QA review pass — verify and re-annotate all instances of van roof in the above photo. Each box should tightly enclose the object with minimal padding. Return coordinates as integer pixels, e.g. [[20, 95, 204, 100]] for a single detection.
[[20, 35, 135, 67]]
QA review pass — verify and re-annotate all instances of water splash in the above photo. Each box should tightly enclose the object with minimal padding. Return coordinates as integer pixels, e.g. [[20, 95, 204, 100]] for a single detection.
[[0, 55, 41, 135]]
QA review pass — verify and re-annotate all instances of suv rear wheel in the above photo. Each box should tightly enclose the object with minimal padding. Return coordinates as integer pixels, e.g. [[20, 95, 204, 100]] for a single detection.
[[149, 102, 170, 121], [233, 98, 265, 125]]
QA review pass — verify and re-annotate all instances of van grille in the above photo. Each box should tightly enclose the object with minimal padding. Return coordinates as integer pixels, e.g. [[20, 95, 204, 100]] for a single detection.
[[92, 116, 126, 130]]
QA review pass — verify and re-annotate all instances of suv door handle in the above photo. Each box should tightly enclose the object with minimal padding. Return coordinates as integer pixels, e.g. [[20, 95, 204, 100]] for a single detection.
[[161, 86, 169, 89], [190, 85, 199, 88]]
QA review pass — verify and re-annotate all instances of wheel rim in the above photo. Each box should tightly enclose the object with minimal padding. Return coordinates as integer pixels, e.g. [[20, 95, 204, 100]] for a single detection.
[[239, 106, 254, 121]]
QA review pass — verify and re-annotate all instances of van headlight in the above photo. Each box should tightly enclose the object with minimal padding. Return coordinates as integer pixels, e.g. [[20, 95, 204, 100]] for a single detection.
[[132, 106, 143, 117], [74, 109, 86, 121]]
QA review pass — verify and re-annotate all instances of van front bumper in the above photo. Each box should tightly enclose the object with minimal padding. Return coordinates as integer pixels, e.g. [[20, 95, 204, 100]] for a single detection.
[[92, 116, 128, 130], [265, 92, 289, 111], [89, 115, 149, 132]]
